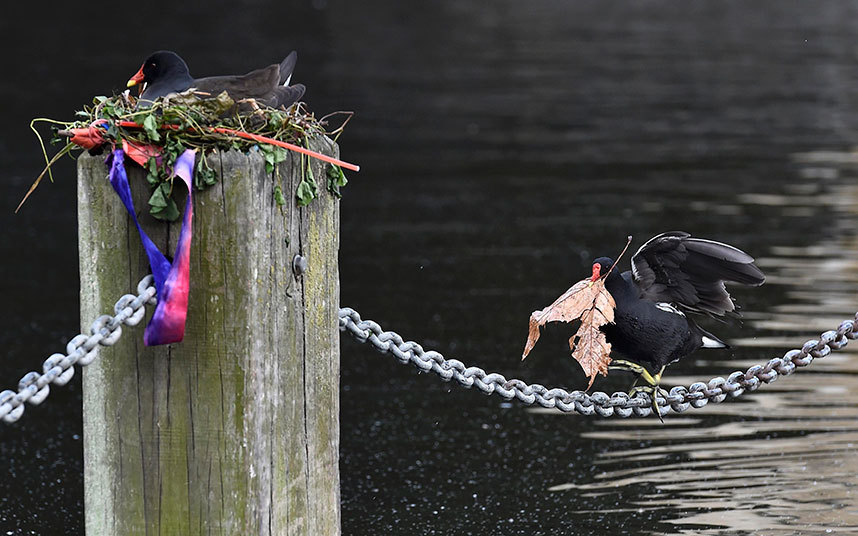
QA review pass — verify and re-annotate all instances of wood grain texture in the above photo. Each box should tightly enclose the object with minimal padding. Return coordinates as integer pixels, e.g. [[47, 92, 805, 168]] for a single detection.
[[79, 139, 340, 536]]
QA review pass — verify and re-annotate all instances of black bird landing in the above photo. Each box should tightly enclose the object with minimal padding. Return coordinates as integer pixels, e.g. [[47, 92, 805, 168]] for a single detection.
[[126, 50, 306, 110], [592, 231, 765, 412]]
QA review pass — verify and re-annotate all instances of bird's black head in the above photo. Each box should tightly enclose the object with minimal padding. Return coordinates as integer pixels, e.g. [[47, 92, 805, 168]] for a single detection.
[[127, 51, 190, 87], [590, 256, 616, 282]]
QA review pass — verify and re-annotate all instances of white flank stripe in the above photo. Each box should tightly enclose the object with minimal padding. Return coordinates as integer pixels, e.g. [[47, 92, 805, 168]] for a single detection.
[[702, 336, 725, 348], [655, 302, 685, 316]]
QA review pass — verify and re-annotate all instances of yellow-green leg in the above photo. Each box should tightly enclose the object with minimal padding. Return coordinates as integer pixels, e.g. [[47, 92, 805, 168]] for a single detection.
[[608, 360, 669, 420]]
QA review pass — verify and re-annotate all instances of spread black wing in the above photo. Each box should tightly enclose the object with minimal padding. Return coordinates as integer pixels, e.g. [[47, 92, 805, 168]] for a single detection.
[[631, 231, 765, 316]]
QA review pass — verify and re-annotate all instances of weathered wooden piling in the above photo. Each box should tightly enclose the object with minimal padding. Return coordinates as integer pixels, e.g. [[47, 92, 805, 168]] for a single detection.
[[77, 139, 341, 535]]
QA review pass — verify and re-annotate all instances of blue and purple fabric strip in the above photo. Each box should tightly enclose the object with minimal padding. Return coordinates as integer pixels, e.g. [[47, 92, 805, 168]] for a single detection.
[[106, 148, 195, 346]]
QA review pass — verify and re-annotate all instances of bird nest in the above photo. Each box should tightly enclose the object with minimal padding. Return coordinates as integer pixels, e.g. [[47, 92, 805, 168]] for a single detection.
[[22, 91, 353, 219]]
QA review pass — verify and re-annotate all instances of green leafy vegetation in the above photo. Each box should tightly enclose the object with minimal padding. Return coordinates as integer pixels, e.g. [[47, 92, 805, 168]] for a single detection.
[[327, 164, 348, 198], [22, 90, 353, 218]]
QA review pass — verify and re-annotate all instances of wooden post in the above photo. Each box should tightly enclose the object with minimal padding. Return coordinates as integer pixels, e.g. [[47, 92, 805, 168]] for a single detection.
[[77, 139, 341, 535]]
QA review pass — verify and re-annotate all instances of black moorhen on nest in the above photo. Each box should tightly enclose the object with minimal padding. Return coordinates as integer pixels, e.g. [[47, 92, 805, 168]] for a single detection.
[[592, 231, 765, 402], [127, 50, 306, 109]]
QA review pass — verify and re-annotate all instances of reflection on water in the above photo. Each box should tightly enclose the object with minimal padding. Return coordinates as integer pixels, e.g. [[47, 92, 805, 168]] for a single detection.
[[541, 148, 858, 535], [543, 379, 858, 533]]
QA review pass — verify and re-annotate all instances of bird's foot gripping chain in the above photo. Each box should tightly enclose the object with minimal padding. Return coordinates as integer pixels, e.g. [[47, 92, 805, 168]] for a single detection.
[[608, 360, 668, 421]]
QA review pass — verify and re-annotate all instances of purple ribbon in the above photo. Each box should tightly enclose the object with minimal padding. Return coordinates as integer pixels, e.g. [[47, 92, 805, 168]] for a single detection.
[[106, 148, 195, 346]]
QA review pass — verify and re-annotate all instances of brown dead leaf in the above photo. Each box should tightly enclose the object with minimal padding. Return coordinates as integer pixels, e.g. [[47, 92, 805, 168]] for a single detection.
[[522, 277, 616, 389], [572, 299, 615, 388]]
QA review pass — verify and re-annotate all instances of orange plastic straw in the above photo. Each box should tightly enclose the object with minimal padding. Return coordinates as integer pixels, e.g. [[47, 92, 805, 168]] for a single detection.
[[116, 120, 360, 172]]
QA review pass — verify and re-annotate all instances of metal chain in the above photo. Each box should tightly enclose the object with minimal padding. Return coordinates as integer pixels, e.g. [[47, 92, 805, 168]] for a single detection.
[[338, 307, 858, 418], [0, 276, 156, 424], [3, 276, 854, 423]]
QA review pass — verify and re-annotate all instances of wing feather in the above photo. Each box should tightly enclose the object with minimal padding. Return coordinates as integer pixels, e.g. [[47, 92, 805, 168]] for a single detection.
[[631, 231, 765, 316]]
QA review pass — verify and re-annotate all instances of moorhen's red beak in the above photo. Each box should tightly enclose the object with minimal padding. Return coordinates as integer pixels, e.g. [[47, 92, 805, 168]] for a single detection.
[[127, 65, 145, 87], [590, 263, 601, 282]]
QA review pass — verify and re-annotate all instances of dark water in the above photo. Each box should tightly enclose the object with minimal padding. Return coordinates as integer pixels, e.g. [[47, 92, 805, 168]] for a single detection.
[[2, 1, 858, 534]]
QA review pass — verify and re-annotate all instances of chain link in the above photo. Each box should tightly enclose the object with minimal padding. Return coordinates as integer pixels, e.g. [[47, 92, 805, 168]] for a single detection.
[[0, 276, 156, 424], [338, 307, 858, 418]]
